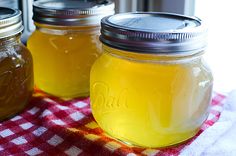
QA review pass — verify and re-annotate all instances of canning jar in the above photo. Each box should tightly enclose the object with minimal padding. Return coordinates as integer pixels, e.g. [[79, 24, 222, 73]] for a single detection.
[[27, 0, 114, 98], [90, 12, 213, 148], [0, 7, 33, 121]]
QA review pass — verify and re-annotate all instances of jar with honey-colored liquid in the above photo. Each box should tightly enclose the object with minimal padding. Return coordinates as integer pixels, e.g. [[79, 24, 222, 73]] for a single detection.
[[90, 12, 213, 148], [27, 0, 114, 98], [0, 7, 34, 121]]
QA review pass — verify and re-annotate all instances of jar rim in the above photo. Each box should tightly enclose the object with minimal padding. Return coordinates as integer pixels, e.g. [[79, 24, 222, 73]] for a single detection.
[[100, 12, 207, 55], [33, 0, 115, 26], [102, 44, 204, 65], [0, 7, 24, 39]]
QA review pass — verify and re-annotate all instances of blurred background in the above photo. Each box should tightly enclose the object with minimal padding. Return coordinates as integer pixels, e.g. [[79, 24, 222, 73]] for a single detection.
[[0, 0, 235, 93]]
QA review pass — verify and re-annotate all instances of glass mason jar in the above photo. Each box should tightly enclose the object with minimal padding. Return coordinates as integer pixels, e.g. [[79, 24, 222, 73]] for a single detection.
[[90, 13, 213, 148], [0, 7, 34, 121], [27, 0, 114, 98]]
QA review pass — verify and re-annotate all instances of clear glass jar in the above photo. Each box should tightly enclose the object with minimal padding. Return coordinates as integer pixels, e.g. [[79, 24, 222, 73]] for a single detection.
[[91, 12, 213, 148], [27, 0, 114, 98], [0, 8, 34, 121]]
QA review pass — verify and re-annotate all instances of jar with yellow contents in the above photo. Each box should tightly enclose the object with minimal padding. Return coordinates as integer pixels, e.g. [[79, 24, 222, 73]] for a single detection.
[[27, 0, 114, 98], [90, 12, 213, 148], [0, 7, 33, 121]]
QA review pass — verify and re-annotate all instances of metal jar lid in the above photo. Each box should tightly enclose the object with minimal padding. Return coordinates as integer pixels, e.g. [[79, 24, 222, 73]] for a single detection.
[[0, 7, 23, 39], [33, 0, 115, 26], [100, 12, 207, 55]]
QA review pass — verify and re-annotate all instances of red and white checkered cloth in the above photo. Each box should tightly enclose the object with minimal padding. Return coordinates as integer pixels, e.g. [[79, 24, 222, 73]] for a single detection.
[[0, 90, 226, 156]]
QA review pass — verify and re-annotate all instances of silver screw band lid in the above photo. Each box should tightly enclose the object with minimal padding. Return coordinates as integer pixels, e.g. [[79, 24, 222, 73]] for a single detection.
[[0, 7, 23, 39], [100, 12, 207, 55], [33, 0, 115, 26]]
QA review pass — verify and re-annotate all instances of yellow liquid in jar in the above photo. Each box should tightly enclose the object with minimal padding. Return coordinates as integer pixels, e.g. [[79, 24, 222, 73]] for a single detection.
[[27, 24, 101, 98], [90, 46, 213, 147]]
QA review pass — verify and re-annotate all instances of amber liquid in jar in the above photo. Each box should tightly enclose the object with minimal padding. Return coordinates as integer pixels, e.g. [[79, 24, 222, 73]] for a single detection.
[[91, 45, 213, 147], [0, 35, 34, 121], [27, 24, 101, 98]]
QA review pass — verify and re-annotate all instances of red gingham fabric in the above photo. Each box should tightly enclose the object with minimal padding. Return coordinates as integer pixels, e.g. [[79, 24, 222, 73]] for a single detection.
[[0, 90, 226, 156]]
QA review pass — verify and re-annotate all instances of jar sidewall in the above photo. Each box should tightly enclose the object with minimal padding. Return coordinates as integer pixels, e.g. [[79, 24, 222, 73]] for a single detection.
[[0, 38, 34, 120], [90, 45, 213, 147]]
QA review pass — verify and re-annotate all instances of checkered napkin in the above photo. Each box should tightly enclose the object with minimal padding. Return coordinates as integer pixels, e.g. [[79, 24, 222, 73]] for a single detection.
[[0, 90, 226, 156]]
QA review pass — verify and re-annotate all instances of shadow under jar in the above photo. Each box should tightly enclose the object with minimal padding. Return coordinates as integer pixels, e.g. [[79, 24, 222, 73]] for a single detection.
[[90, 12, 213, 148], [27, 0, 114, 98], [0, 7, 33, 121]]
